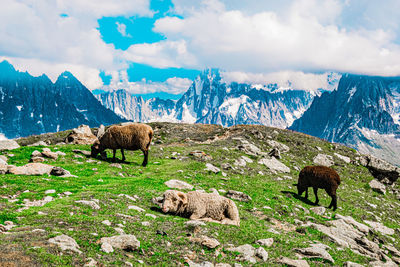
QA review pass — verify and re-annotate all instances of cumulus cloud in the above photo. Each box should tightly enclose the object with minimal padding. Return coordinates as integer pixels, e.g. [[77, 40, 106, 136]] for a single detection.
[[0, 0, 150, 89], [221, 70, 341, 91], [153, 0, 400, 77], [101, 70, 192, 94], [116, 22, 131, 37]]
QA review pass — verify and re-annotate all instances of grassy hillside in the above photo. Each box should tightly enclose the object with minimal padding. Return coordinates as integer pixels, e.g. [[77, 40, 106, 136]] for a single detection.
[[0, 123, 399, 266]]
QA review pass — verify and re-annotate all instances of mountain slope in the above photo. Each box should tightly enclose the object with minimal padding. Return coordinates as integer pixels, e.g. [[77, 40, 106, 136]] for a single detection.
[[290, 74, 400, 165], [95, 89, 176, 122], [97, 69, 318, 128], [0, 61, 124, 138]]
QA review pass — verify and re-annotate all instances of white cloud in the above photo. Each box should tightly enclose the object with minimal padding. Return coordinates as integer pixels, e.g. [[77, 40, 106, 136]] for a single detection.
[[153, 0, 400, 76], [0, 0, 150, 89], [116, 22, 131, 37], [101, 70, 192, 94], [123, 40, 197, 68], [221, 70, 339, 91]]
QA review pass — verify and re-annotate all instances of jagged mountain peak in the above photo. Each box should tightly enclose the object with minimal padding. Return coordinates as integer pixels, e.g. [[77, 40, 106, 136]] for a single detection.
[[0, 60, 15, 72]]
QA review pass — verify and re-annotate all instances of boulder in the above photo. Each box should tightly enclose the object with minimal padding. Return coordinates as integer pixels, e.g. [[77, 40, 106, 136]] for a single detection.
[[0, 140, 20, 151], [276, 257, 310, 267], [363, 220, 395, 236], [255, 238, 274, 247], [226, 190, 251, 202], [295, 243, 334, 263], [237, 141, 263, 156], [268, 148, 281, 159], [334, 153, 351, 163], [48, 234, 82, 254], [66, 125, 98, 145], [8, 163, 54, 175], [369, 180, 386, 194], [0, 155, 7, 164], [313, 154, 334, 167], [266, 140, 290, 153], [50, 167, 75, 177], [165, 179, 194, 190], [360, 155, 400, 184], [205, 163, 220, 174], [100, 234, 140, 252], [258, 157, 290, 173], [28, 141, 48, 147], [41, 150, 58, 160], [72, 149, 92, 156], [189, 235, 220, 249]]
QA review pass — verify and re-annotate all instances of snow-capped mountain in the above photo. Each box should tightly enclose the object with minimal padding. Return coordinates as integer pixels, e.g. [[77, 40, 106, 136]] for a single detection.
[[290, 74, 400, 166], [0, 60, 124, 138], [97, 69, 319, 128], [95, 89, 176, 122]]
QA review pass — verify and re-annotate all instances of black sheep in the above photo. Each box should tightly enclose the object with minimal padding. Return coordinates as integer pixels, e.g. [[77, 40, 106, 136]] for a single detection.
[[296, 166, 341, 210]]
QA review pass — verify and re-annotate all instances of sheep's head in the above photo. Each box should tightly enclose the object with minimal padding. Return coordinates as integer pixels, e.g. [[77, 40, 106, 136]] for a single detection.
[[91, 140, 102, 157], [162, 190, 188, 213]]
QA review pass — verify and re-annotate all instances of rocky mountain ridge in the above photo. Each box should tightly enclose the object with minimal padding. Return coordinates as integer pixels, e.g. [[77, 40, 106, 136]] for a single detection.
[[0, 61, 125, 139]]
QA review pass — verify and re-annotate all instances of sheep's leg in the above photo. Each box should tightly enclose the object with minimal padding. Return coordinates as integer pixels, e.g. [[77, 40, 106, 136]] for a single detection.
[[304, 188, 309, 200], [112, 149, 117, 162], [313, 187, 319, 205], [121, 149, 126, 162], [328, 194, 337, 211], [142, 149, 148, 167]]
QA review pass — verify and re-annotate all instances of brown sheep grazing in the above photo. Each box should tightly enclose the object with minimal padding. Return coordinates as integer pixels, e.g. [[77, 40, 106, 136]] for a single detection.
[[161, 190, 240, 226], [296, 166, 341, 211], [91, 123, 153, 167]]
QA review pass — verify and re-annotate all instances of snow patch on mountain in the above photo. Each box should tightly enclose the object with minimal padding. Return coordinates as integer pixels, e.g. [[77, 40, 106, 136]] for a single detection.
[[219, 95, 249, 118]]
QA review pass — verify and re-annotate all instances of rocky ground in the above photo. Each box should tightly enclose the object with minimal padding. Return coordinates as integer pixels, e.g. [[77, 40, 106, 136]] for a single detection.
[[0, 122, 399, 266]]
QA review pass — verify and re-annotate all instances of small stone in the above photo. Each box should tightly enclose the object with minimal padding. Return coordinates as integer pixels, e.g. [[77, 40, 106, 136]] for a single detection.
[[145, 213, 157, 219], [102, 220, 112, 226], [313, 154, 334, 167], [141, 222, 150, 226], [100, 234, 140, 252], [369, 180, 386, 194], [256, 238, 274, 247], [48, 234, 82, 254], [190, 235, 220, 249], [205, 163, 220, 174], [255, 247, 268, 261], [110, 163, 122, 169], [128, 205, 145, 212], [277, 257, 310, 267], [101, 242, 114, 253], [45, 189, 56, 194], [84, 258, 97, 267], [164, 179, 194, 190]]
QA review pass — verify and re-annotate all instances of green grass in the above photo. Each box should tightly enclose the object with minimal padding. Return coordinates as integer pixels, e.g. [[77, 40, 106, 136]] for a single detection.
[[0, 123, 399, 266]]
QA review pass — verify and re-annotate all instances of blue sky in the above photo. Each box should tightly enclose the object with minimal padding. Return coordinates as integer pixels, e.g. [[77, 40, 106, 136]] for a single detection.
[[1, 0, 400, 95]]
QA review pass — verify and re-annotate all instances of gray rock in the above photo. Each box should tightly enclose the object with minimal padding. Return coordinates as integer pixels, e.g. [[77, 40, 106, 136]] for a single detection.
[[8, 163, 53, 175], [255, 247, 268, 261], [296, 243, 334, 263], [48, 234, 82, 254], [313, 154, 334, 167], [360, 154, 400, 184], [151, 196, 163, 208], [255, 238, 274, 247], [234, 157, 247, 167], [0, 140, 20, 151], [50, 167, 74, 177], [268, 148, 281, 159], [334, 153, 351, 163], [237, 141, 264, 156], [258, 157, 290, 173], [72, 149, 92, 156], [101, 242, 114, 253], [128, 205, 145, 212], [29, 156, 45, 163], [226, 190, 251, 202], [41, 150, 58, 160], [97, 124, 105, 138], [364, 220, 394, 235], [221, 163, 233, 170], [100, 234, 140, 252], [205, 163, 220, 174], [369, 180, 386, 194], [165, 179, 194, 190], [84, 258, 98, 267], [75, 200, 100, 210], [277, 257, 310, 267], [28, 141, 48, 147], [266, 140, 290, 153], [189, 235, 220, 249]]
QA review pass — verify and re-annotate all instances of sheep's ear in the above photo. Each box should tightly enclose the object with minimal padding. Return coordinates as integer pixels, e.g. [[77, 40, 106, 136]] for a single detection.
[[177, 192, 188, 204]]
